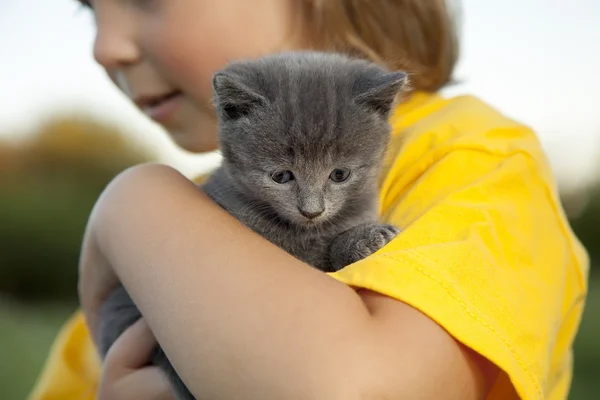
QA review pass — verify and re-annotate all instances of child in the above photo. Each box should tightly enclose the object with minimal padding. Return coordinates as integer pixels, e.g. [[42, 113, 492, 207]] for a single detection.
[[29, 1, 588, 399]]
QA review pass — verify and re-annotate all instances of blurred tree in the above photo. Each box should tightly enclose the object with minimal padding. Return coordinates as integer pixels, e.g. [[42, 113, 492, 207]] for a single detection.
[[0, 140, 19, 173], [564, 184, 600, 266], [0, 115, 157, 302]]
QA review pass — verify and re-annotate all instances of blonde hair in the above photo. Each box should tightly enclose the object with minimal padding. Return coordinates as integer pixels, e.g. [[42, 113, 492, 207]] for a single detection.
[[299, 0, 460, 92]]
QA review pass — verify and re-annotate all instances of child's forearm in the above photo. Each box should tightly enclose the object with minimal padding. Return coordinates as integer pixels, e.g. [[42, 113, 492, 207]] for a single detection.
[[80, 163, 494, 400]]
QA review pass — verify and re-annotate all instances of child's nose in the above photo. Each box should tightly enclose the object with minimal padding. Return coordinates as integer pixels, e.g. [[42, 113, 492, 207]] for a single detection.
[[93, 10, 140, 70]]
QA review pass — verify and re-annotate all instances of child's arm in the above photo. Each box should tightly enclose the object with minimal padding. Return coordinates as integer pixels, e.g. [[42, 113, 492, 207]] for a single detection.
[[80, 163, 496, 400]]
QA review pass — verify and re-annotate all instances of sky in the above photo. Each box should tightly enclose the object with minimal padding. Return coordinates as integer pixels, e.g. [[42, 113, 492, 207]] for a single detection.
[[1, 0, 599, 189]]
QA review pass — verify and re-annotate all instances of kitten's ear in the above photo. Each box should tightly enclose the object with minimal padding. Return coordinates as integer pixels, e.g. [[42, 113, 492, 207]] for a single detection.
[[212, 72, 267, 120], [353, 71, 408, 117]]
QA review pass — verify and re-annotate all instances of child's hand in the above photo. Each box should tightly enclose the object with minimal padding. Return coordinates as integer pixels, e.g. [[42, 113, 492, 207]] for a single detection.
[[98, 318, 175, 400]]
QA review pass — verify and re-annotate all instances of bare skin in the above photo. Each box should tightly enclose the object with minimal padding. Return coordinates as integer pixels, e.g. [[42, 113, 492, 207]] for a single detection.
[[80, 163, 499, 400], [98, 318, 175, 400]]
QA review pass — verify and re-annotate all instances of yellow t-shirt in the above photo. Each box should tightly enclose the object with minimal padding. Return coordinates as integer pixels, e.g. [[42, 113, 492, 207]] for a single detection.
[[27, 92, 588, 400]]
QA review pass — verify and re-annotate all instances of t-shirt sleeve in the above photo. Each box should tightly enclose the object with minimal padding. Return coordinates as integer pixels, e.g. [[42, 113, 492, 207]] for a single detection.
[[27, 311, 100, 400], [328, 118, 588, 399]]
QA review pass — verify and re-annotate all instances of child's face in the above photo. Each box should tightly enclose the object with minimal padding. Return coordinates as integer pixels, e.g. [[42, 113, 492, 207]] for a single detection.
[[91, 0, 304, 152]]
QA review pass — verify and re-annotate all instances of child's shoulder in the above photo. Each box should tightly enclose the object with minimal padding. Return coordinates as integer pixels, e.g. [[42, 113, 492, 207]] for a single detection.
[[387, 92, 548, 170], [394, 92, 525, 128]]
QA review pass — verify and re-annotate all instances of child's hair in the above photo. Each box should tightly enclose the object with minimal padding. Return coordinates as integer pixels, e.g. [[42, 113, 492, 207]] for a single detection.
[[298, 0, 460, 92]]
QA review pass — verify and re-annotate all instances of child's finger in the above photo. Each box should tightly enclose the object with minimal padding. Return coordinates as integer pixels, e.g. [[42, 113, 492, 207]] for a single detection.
[[98, 319, 176, 399], [119, 366, 176, 400], [104, 318, 158, 372], [98, 365, 175, 400]]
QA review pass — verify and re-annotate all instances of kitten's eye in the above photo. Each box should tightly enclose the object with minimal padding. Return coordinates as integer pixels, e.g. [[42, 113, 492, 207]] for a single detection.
[[271, 170, 294, 184], [330, 168, 351, 183]]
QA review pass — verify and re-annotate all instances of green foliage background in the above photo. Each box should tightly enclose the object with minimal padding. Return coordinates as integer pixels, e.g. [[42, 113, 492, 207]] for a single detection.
[[0, 116, 155, 399], [0, 115, 597, 399]]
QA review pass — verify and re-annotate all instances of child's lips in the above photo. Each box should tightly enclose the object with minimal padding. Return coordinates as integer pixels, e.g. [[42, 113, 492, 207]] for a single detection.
[[135, 91, 183, 123]]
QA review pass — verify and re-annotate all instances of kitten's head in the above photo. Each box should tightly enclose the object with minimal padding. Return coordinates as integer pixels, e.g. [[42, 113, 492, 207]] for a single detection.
[[212, 52, 407, 228]]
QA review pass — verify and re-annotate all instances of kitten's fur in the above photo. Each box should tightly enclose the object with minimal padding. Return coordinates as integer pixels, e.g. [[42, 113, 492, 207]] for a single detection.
[[97, 51, 407, 400]]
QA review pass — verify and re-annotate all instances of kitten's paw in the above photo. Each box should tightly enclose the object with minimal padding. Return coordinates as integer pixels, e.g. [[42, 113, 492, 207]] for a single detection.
[[330, 223, 400, 271], [351, 224, 400, 260]]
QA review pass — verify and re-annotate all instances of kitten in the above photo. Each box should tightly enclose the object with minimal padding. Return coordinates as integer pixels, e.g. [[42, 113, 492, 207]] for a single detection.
[[97, 51, 408, 400]]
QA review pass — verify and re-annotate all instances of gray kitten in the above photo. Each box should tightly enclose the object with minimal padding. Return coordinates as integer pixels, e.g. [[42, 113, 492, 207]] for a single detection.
[[96, 51, 407, 400]]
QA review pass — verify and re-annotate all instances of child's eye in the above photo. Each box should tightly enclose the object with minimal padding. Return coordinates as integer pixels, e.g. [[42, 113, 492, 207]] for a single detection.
[[128, 0, 159, 11], [76, 0, 92, 9], [329, 168, 351, 183], [75, 0, 159, 12]]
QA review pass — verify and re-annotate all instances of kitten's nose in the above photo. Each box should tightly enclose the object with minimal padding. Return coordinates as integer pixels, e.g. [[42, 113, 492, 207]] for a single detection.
[[298, 208, 323, 219]]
